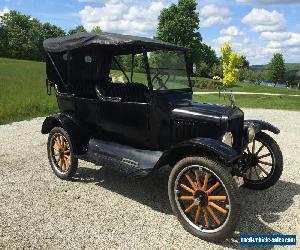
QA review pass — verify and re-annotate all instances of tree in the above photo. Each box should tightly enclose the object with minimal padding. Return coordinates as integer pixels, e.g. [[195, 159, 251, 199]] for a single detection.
[[267, 53, 285, 87], [240, 55, 250, 69], [284, 70, 300, 88], [68, 25, 86, 35], [194, 43, 219, 77], [0, 10, 65, 61], [209, 63, 223, 79], [155, 0, 202, 72], [0, 11, 37, 59], [245, 70, 267, 85], [37, 22, 65, 59], [91, 26, 102, 33], [213, 43, 243, 87]]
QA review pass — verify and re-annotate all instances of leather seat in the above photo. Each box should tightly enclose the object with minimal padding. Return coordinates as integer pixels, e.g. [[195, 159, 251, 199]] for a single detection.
[[71, 80, 98, 99], [101, 82, 149, 103]]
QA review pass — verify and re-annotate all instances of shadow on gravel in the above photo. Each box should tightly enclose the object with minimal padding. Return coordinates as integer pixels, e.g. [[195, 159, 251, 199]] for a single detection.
[[74, 167, 299, 249], [222, 179, 300, 250], [74, 165, 173, 214]]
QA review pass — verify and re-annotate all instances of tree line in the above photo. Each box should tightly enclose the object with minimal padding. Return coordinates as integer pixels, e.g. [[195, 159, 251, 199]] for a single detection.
[[1, 2, 299, 88], [155, 0, 299, 88], [0, 10, 101, 61]]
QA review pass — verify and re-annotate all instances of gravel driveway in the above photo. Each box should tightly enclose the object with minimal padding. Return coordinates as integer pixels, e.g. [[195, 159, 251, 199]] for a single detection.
[[0, 109, 299, 249]]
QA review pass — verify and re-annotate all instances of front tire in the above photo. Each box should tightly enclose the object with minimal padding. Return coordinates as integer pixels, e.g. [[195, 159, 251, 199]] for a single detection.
[[47, 127, 78, 180], [168, 156, 240, 242], [243, 132, 283, 190]]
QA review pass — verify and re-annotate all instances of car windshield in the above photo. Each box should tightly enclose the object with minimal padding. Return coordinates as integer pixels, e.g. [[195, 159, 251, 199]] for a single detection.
[[148, 50, 190, 90]]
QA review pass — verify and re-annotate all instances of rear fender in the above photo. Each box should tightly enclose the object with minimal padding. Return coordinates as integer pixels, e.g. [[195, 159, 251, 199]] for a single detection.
[[155, 137, 241, 168], [41, 113, 88, 154]]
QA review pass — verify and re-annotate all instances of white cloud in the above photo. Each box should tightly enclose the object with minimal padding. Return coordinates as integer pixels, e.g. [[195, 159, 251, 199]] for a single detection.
[[236, 0, 300, 5], [220, 26, 244, 36], [79, 0, 165, 35], [260, 31, 292, 41], [199, 4, 231, 17], [258, 31, 300, 61], [0, 7, 9, 16], [201, 16, 232, 27], [242, 8, 286, 32], [213, 35, 233, 45], [199, 4, 232, 27], [266, 33, 300, 49], [243, 37, 251, 44]]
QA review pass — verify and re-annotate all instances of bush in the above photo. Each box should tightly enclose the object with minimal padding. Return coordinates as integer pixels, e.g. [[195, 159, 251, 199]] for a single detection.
[[192, 77, 221, 90]]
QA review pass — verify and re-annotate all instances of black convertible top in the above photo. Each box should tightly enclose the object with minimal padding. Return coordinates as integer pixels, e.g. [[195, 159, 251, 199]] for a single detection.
[[43, 32, 188, 53]]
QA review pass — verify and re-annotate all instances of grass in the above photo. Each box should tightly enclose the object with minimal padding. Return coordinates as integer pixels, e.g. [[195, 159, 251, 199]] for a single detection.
[[194, 94, 300, 111], [0, 57, 299, 125], [194, 77, 300, 95], [0, 58, 58, 125]]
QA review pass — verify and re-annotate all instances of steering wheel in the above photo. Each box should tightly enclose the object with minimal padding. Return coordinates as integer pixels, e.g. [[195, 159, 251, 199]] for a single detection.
[[151, 70, 170, 90]]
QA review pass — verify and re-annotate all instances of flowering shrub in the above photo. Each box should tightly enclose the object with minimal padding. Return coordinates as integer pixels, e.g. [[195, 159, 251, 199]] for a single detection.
[[214, 43, 243, 87]]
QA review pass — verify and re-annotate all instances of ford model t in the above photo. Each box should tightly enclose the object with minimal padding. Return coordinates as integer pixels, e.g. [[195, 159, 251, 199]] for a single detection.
[[42, 32, 283, 242]]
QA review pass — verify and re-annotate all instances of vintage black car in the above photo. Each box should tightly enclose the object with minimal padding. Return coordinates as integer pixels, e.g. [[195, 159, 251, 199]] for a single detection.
[[42, 32, 283, 242]]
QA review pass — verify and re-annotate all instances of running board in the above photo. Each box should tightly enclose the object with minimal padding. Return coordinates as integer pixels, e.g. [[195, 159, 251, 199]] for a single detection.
[[79, 138, 163, 178]]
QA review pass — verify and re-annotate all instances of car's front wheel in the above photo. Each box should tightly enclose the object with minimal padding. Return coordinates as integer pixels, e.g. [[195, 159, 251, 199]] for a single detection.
[[47, 127, 78, 180], [168, 156, 240, 242], [243, 132, 283, 190]]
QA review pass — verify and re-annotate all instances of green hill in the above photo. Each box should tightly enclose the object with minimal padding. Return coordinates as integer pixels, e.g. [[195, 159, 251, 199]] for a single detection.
[[251, 63, 300, 71]]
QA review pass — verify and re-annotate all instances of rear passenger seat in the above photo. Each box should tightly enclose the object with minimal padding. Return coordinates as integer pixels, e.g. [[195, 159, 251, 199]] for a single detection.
[[100, 82, 150, 103]]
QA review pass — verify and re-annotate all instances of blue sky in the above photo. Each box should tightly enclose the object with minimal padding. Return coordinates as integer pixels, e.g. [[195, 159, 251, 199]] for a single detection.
[[1, 0, 300, 65]]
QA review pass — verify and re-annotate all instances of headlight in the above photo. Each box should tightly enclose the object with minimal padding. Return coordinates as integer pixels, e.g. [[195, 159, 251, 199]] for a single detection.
[[247, 125, 256, 143], [222, 132, 233, 147]]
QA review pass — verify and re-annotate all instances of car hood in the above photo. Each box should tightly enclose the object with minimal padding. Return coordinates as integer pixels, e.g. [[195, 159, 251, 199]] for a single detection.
[[171, 103, 242, 123]]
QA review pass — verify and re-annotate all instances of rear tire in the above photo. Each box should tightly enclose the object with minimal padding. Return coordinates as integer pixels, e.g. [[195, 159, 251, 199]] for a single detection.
[[168, 156, 240, 242], [47, 127, 78, 180]]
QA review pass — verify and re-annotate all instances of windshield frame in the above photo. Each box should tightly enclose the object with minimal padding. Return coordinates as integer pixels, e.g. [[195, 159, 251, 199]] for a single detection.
[[144, 49, 192, 92], [109, 48, 192, 92]]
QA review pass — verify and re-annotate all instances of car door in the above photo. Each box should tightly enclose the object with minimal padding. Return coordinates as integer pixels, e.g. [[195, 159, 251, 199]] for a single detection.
[[95, 83, 150, 147], [120, 101, 150, 146]]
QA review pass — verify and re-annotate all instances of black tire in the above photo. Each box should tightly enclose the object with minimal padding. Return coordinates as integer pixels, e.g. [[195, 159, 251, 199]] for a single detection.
[[243, 132, 283, 190], [47, 127, 78, 180], [168, 156, 241, 242]]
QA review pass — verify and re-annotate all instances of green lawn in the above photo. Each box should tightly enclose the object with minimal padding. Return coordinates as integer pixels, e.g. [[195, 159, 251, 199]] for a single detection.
[[194, 77, 300, 95], [0, 58, 58, 125], [194, 94, 300, 111], [0, 57, 299, 125]]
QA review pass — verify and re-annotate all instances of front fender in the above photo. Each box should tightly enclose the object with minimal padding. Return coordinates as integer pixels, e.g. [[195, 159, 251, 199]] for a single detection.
[[156, 137, 240, 168], [244, 120, 280, 134]]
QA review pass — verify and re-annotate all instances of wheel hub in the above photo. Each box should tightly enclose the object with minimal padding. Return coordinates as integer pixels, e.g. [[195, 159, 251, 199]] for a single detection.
[[193, 189, 208, 207], [248, 154, 259, 167], [59, 148, 64, 158]]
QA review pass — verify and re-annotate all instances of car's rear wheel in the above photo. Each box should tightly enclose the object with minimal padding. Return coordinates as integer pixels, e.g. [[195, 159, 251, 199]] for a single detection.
[[47, 127, 78, 180], [243, 132, 283, 190], [168, 156, 240, 242]]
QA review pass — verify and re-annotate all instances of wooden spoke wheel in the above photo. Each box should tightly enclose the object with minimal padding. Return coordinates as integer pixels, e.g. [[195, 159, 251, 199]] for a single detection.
[[175, 165, 230, 232], [168, 157, 240, 242], [243, 132, 283, 190], [47, 127, 78, 180], [51, 134, 71, 172]]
